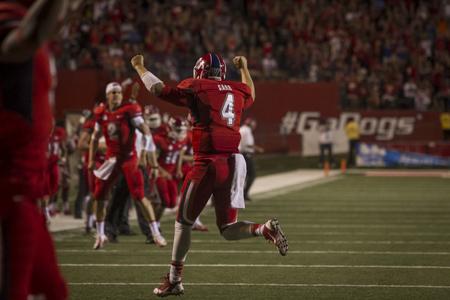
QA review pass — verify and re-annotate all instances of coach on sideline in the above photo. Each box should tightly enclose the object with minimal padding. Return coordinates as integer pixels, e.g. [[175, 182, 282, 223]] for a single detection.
[[239, 118, 264, 201]]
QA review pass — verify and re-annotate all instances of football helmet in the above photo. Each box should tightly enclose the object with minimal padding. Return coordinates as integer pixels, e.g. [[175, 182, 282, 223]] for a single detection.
[[193, 53, 226, 81]]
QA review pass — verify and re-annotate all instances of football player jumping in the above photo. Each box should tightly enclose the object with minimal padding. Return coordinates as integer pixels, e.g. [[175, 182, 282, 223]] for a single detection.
[[88, 82, 166, 249], [131, 53, 288, 297]]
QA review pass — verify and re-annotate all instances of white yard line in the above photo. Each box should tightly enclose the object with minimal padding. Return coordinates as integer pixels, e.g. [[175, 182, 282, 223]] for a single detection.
[[68, 282, 450, 289], [57, 249, 450, 256], [278, 232, 450, 236], [299, 240, 450, 245], [59, 263, 450, 270], [55, 239, 450, 245], [282, 224, 450, 229], [189, 239, 450, 245]]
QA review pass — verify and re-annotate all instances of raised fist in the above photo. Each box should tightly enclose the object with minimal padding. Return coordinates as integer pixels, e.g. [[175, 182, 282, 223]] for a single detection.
[[131, 55, 144, 69], [233, 56, 247, 70]]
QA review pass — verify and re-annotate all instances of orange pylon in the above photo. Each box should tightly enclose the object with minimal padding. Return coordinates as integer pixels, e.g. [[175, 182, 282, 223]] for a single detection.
[[324, 161, 330, 177], [340, 159, 347, 174]]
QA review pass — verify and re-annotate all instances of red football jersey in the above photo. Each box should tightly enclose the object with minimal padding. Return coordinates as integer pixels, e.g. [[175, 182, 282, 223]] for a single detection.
[[154, 134, 187, 174], [159, 78, 254, 156], [93, 102, 142, 159]]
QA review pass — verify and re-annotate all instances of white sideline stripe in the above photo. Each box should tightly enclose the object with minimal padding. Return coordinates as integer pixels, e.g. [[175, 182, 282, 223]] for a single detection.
[[60, 263, 450, 270], [252, 175, 340, 200], [57, 249, 450, 256], [68, 282, 450, 289]]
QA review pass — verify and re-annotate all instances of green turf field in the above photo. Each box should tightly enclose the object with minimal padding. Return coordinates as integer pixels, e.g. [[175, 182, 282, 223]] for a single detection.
[[55, 175, 450, 300]]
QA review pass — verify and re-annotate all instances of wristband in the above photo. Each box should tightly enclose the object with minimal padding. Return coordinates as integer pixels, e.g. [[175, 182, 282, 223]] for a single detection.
[[141, 71, 162, 91]]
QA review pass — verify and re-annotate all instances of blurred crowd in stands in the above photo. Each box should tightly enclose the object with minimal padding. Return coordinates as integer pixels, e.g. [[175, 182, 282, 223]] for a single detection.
[[52, 0, 450, 111]]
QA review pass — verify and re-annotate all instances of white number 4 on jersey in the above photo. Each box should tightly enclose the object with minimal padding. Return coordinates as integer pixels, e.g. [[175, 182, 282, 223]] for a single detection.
[[221, 93, 235, 126]]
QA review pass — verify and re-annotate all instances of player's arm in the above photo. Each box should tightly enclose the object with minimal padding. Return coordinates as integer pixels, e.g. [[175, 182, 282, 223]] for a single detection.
[[176, 148, 186, 179], [131, 55, 164, 95], [88, 124, 101, 170], [233, 56, 255, 100], [182, 153, 194, 162], [0, 0, 70, 63], [131, 54, 192, 107], [132, 118, 159, 169]]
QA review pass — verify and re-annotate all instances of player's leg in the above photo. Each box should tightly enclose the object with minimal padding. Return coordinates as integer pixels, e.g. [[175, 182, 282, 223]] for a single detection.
[[156, 177, 171, 208], [73, 163, 87, 219], [1, 200, 34, 300], [215, 155, 288, 256], [48, 162, 59, 215], [105, 174, 130, 243], [167, 178, 179, 209], [153, 177, 170, 232], [243, 153, 256, 201], [92, 167, 119, 249], [145, 177, 164, 243], [40, 169, 52, 224], [122, 159, 166, 246], [154, 162, 214, 297], [61, 166, 70, 215], [136, 166, 152, 240], [29, 212, 67, 300], [85, 166, 97, 234]]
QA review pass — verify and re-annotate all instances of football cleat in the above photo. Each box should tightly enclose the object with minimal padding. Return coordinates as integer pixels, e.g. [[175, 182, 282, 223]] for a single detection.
[[262, 218, 288, 256], [153, 234, 167, 247], [93, 234, 108, 250], [145, 235, 155, 244], [192, 223, 208, 232], [153, 274, 184, 297]]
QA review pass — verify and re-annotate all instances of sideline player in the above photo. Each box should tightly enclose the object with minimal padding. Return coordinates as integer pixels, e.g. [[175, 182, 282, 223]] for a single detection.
[[154, 116, 188, 211], [78, 108, 106, 233], [88, 82, 166, 249], [131, 53, 288, 297]]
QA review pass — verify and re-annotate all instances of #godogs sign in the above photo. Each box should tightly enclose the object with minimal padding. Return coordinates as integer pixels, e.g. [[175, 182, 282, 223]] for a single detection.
[[278, 111, 440, 156], [281, 112, 417, 141], [245, 82, 442, 153]]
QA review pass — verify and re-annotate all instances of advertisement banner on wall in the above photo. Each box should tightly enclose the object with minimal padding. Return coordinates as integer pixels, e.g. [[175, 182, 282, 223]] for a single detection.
[[55, 73, 443, 154], [356, 143, 450, 167], [278, 111, 442, 155]]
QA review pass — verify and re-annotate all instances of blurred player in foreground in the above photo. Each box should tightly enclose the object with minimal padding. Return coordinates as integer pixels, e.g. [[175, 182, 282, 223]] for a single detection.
[[0, 0, 78, 299], [132, 52, 288, 297]]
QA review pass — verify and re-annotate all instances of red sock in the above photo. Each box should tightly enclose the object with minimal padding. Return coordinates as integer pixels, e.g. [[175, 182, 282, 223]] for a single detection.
[[251, 224, 263, 236]]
